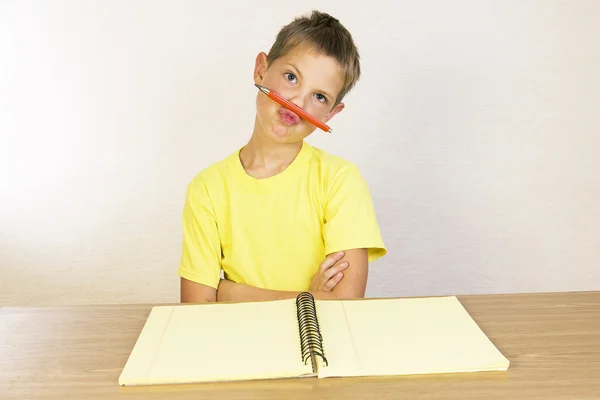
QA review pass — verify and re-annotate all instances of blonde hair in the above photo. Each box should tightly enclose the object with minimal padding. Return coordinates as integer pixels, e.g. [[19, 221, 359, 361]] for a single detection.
[[267, 10, 360, 104]]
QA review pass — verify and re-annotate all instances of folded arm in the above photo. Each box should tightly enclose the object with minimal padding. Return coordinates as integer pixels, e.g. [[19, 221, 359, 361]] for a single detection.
[[216, 248, 369, 303], [180, 278, 217, 303]]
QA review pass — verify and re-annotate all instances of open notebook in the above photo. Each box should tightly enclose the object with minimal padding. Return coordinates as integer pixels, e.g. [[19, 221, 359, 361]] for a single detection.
[[118, 293, 509, 386]]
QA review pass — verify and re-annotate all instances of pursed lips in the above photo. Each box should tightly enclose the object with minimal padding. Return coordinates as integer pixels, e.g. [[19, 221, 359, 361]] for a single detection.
[[278, 108, 301, 126]]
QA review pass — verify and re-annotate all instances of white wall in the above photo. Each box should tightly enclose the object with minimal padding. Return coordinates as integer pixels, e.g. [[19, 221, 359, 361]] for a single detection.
[[1, 0, 599, 306]]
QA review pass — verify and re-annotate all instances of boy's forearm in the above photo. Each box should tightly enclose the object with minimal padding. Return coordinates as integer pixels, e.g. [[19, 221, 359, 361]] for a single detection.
[[217, 279, 339, 302]]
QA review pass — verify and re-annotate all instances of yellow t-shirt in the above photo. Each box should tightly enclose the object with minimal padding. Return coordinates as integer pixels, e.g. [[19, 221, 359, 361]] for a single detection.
[[177, 141, 386, 291]]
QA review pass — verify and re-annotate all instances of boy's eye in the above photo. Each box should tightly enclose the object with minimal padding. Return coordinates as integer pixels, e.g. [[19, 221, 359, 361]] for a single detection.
[[314, 93, 327, 103], [284, 72, 297, 83]]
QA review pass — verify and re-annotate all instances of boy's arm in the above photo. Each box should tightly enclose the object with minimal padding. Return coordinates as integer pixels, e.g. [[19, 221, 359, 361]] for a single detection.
[[180, 277, 217, 303], [217, 248, 368, 302], [178, 178, 223, 303]]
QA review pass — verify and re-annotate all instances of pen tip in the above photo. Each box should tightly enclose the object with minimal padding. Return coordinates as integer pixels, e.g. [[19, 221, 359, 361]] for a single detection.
[[254, 83, 269, 94]]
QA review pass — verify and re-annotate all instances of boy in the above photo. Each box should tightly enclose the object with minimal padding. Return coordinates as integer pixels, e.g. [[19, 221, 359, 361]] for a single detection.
[[178, 10, 386, 303]]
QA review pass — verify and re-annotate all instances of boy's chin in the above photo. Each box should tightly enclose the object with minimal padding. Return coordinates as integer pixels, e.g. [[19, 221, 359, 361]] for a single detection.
[[266, 124, 307, 143]]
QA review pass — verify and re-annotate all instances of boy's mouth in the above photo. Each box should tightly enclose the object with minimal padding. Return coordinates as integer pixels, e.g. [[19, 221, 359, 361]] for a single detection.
[[278, 108, 301, 126]]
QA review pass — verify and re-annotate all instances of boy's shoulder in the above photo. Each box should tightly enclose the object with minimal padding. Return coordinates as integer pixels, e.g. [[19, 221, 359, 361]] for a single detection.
[[310, 144, 353, 165], [309, 143, 364, 181], [185, 149, 238, 193]]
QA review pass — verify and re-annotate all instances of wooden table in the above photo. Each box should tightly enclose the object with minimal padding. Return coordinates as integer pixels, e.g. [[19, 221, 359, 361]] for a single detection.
[[1, 291, 599, 399]]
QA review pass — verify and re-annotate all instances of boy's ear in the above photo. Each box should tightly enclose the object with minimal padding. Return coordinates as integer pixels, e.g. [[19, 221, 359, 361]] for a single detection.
[[324, 101, 345, 123], [254, 52, 268, 84]]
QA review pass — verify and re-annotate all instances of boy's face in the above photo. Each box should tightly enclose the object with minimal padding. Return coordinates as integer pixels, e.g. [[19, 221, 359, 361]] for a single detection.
[[253, 43, 345, 143]]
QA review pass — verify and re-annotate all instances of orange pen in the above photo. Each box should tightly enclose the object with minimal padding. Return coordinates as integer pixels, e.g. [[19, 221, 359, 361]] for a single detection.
[[254, 84, 332, 133]]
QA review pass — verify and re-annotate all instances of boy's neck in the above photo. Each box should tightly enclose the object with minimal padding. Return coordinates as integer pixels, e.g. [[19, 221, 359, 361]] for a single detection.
[[239, 135, 303, 179]]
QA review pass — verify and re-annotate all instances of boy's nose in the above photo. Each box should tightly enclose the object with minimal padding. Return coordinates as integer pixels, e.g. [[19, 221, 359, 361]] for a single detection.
[[287, 92, 307, 111]]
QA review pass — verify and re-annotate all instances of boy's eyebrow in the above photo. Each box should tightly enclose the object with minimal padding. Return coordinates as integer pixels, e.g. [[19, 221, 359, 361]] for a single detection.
[[287, 63, 334, 101]]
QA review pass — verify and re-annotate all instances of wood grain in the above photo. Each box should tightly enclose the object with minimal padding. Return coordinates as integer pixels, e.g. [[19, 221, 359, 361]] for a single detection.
[[1, 291, 599, 399]]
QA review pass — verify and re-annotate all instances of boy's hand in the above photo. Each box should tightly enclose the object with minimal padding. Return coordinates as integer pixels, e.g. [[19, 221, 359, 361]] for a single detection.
[[309, 251, 349, 292]]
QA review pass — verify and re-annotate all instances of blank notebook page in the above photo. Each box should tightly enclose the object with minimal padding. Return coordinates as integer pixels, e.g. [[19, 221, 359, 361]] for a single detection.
[[317, 296, 509, 378], [119, 299, 312, 385], [315, 300, 361, 376]]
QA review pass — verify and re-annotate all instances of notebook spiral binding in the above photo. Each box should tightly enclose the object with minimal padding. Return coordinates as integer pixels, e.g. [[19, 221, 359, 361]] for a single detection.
[[296, 292, 328, 368]]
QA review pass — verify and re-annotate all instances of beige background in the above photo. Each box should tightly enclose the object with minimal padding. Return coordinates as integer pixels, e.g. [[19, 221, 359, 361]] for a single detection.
[[1, 0, 599, 306]]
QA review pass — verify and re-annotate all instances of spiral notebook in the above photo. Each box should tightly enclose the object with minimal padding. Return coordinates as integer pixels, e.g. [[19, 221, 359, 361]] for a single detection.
[[118, 293, 509, 386]]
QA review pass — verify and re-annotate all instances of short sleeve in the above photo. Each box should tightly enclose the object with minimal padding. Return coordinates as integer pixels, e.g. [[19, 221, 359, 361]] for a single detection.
[[322, 165, 387, 262], [177, 181, 222, 289]]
